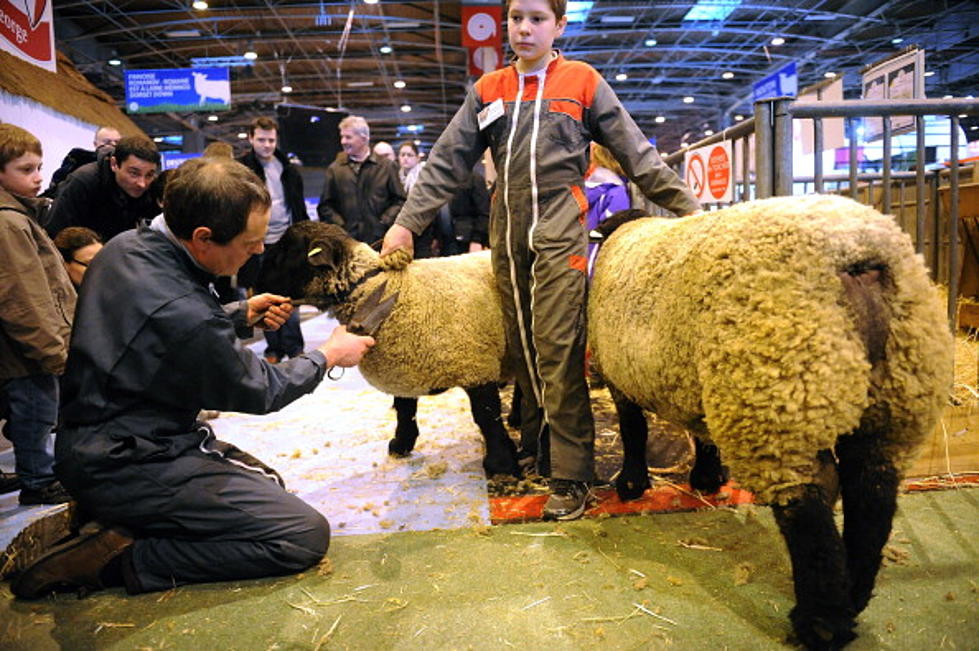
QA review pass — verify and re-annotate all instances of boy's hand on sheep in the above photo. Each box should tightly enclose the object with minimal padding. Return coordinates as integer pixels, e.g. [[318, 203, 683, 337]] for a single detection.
[[247, 293, 294, 330], [380, 224, 415, 270], [319, 325, 375, 368]]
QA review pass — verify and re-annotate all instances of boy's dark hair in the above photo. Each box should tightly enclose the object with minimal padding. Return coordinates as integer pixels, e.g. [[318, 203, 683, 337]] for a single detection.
[[248, 116, 279, 136], [112, 135, 161, 167], [0, 123, 42, 169], [506, 0, 565, 20], [164, 157, 271, 245], [53, 226, 102, 262]]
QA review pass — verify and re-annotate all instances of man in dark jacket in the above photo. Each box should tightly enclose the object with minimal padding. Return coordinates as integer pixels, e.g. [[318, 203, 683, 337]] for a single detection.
[[317, 115, 405, 245], [41, 126, 121, 199], [44, 135, 160, 241], [238, 116, 309, 363], [11, 157, 374, 600]]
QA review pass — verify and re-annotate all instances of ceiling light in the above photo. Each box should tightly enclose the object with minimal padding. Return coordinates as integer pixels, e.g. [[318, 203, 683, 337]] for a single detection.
[[207, 115, 218, 122], [347, 80, 374, 87], [615, 73, 628, 81], [281, 85, 293, 93], [923, 70, 935, 77], [364, 0, 379, 4], [153, 136, 164, 143], [379, 45, 393, 54], [683, 0, 741, 22], [734, 114, 745, 121], [192, 0, 208, 10], [238, 132, 248, 139], [400, 104, 412, 112], [394, 80, 406, 89], [644, 38, 657, 47], [824, 71, 837, 78], [654, 116, 666, 124], [165, 29, 201, 38], [683, 96, 695, 103], [600, 15, 634, 24], [243, 48, 258, 61], [971, 126, 978, 131], [721, 71, 734, 79], [891, 37, 903, 45], [704, 129, 714, 136], [960, 114, 968, 118], [770, 36, 785, 46], [943, 94, 953, 99], [108, 58, 122, 66]]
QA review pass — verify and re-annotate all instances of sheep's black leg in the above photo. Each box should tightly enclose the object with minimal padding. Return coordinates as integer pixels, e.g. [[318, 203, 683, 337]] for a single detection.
[[609, 385, 650, 501], [388, 397, 419, 457], [506, 381, 522, 429], [465, 383, 520, 477], [836, 429, 900, 614], [771, 453, 856, 650], [689, 438, 729, 494]]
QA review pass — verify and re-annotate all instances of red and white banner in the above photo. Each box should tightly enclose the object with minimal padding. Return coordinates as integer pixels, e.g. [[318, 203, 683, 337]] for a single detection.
[[0, 0, 56, 73], [462, 2, 502, 78]]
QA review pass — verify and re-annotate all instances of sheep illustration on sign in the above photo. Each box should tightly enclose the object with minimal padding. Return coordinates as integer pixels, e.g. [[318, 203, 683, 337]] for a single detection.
[[192, 72, 230, 106]]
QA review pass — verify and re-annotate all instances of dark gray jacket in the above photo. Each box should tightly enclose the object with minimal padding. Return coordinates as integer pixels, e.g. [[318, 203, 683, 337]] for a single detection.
[[317, 153, 405, 244]]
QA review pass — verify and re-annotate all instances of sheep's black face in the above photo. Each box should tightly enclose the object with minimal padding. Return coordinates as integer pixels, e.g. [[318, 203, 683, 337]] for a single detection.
[[255, 221, 351, 302]]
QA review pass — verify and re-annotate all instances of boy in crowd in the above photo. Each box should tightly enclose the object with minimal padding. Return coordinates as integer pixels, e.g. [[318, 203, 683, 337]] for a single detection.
[[382, 0, 699, 519], [0, 124, 76, 504]]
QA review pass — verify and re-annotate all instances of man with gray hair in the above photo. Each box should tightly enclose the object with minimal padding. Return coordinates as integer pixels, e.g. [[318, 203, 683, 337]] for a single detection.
[[317, 115, 404, 244]]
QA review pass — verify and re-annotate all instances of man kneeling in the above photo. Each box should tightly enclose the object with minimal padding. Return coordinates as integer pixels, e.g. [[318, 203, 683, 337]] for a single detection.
[[12, 157, 374, 598]]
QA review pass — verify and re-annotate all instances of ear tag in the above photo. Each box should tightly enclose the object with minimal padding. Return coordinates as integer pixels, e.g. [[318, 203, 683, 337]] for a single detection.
[[307, 247, 323, 258]]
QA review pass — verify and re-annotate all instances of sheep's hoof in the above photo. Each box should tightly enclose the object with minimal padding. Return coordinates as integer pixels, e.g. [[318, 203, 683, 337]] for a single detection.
[[788, 606, 857, 651], [689, 461, 729, 494], [615, 473, 650, 501], [483, 453, 520, 478], [388, 437, 416, 457]]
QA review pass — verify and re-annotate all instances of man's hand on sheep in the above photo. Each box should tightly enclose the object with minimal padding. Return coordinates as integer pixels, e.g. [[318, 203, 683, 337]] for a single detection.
[[319, 325, 375, 367], [379, 224, 415, 270], [247, 293, 294, 330]]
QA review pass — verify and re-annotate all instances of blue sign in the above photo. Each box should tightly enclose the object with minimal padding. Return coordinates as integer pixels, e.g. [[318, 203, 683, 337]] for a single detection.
[[753, 61, 798, 101], [160, 152, 200, 171], [125, 67, 231, 114]]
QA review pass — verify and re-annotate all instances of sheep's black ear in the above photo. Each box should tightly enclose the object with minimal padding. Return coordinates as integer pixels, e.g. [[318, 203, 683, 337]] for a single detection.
[[307, 237, 346, 272]]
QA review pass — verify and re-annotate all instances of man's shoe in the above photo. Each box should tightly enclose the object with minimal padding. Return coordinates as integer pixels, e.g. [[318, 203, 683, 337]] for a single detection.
[[0, 471, 20, 494], [0, 503, 78, 579], [19, 481, 71, 506], [11, 527, 134, 599], [542, 479, 592, 521]]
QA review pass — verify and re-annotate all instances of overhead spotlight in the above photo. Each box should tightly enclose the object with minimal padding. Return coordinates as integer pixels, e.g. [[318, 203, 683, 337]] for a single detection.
[[942, 94, 953, 99], [281, 84, 293, 93], [704, 129, 714, 136], [400, 104, 412, 113], [394, 80, 406, 89], [923, 70, 935, 77], [615, 73, 628, 81], [380, 45, 393, 54], [683, 96, 695, 103], [243, 43, 258, 60], [654, 116, 666, 124], [108, 57, 122, 66], [192, 0, 208, 10], [644, 38, 657, 47], [891, 37, 903, 45], [771, 36, 785, 46], [722, 71, 734, 79], [153, 136, 164, 143], [824, 71, 837, 78], [207, 115, 218, 122], [237, 132, 248, 139], [364, 0, 379, 4]]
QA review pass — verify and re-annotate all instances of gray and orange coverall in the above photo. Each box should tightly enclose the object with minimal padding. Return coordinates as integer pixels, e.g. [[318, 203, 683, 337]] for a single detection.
[[395, 54, 700, 482]]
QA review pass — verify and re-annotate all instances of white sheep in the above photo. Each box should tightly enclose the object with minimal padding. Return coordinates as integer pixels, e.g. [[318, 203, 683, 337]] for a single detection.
[[192, 72, 229, 106], [257, 221, 520, 476], [588, 195, 953, 649]]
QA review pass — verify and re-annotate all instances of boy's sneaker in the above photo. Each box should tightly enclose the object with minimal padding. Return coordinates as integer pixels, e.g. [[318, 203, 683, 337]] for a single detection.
[[19, 481, 71, 506], [1, 472, 20, 494], [542, 479, 591, 521]]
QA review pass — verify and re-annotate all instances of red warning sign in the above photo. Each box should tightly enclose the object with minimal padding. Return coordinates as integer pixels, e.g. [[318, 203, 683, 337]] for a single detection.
[[684, 141, 733, 203], [708, 145, 731, 201]]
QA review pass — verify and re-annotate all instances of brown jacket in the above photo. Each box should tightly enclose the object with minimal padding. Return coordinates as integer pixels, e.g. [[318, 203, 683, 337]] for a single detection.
[[0, 189, 76, 379]]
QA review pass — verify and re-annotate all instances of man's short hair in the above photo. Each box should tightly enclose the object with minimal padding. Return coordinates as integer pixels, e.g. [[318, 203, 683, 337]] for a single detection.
[[164, 157, 271, 245], [0, 123, 42, 169], [398, 140, 419, 155], [339, 115, 370, 140], [53, 226, 102, 262], [112, 135, 161, 167], [506, 0, 565, 19], [94, 126, 121, 148], [203, 141, 235, 159], [248, 116, 279, 136]]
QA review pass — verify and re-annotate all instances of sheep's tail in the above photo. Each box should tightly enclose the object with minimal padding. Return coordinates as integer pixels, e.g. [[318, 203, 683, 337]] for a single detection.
[[837, 262, 891, 367]]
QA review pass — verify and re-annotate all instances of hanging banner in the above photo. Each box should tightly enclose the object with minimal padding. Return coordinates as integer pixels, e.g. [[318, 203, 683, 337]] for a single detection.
[[0, 0, 56, 73], [125, 67, 231, 114], [462, 1, 503, 78], [861, 47, 924, 141]]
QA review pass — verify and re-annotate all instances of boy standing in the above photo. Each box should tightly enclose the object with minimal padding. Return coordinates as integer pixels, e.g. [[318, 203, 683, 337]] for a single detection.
[[0, 124, 76, 504], [382, 0, 698, 519]]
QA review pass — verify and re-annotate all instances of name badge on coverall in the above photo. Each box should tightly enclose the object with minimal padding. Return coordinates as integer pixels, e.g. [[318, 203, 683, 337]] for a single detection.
[[478, 98, 505, 131]]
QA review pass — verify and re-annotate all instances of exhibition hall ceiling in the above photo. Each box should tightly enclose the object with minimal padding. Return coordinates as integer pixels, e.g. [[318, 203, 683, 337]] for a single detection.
[[54, 0, 979, 155]]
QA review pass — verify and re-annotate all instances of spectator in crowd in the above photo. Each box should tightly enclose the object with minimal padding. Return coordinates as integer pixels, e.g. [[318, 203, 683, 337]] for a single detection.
[[0, 124, 75, 505], [372, 141, 396, 163], [397, 141, 426, 195], [203, 141, 235, 159], [53, 226, 103, 289], [381, 0, 699, 520], [42, 126, 121, 198], [11, 157, 374, 600], [238, 117, 309, 363], [584, 143, 630, 275], [434, 164, 491, 257], [317, 115, 405, 245], [44, 135, 160, 242]]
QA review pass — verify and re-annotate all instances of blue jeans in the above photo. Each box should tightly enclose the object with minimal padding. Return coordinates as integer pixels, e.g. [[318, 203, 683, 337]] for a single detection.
[[1, 374, 58, 490]]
